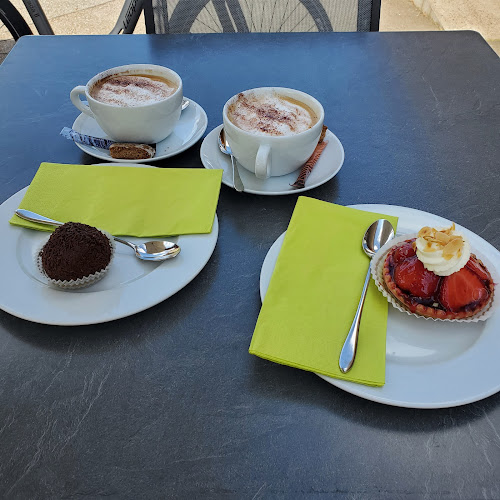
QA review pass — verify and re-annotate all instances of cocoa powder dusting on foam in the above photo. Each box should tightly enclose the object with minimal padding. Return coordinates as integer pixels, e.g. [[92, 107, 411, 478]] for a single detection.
[[257, 106, 297, 135], [91, 75, 177, 107], [228, 91, 314, 136]]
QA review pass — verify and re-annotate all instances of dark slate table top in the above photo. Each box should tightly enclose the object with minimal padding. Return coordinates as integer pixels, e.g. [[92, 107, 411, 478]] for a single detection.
[[0, 31, 499, 498]]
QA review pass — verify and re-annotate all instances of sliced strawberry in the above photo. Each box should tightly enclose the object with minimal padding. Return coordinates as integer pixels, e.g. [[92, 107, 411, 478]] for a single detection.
[[394, 256, 441, 299], [439, 267, 489, 312], [392, 241, 416, 265], [465, 256, 492, 282]]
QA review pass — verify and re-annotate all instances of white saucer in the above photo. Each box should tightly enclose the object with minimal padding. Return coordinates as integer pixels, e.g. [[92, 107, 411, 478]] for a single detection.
[[70, 98, 208, 163], [200, 124, 344, 195]]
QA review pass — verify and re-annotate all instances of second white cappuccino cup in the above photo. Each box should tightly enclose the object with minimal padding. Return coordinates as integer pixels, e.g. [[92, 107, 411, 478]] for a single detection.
[[70, 64, 183, 144], [223, 87, 324, 179]]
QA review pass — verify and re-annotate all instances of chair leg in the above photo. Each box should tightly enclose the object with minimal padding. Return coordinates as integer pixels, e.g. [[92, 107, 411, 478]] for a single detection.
[[144, 0, 170, 34], [370, 0, 381, 31]]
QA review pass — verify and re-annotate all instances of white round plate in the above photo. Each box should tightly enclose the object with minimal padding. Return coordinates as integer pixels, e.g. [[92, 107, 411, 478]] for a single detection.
[[0, 164, 218, 326], [260, 204, 500, 409], [200, 124, 344, 195], [70, 98, 208, 163]]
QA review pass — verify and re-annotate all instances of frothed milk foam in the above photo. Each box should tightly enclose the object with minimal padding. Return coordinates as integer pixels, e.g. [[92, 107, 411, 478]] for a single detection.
[[90, 74, 177, 107], [227, 91, 317, 136]]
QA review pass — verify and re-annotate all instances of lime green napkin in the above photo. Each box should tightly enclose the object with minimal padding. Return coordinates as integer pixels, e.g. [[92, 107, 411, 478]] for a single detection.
[[249, 197, 398, 386], [9, 163, 223, 236]]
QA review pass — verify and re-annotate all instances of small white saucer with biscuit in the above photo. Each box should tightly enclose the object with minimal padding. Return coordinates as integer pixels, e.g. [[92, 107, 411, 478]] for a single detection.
[[70, 97, 207, 163]]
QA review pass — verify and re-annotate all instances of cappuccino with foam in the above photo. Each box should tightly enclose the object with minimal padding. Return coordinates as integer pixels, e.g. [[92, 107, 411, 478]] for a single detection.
[[223, 87, 324, 179], [70, 64, 183, 143], [90, 74, 178, 107], [227, 90, 318, 136]]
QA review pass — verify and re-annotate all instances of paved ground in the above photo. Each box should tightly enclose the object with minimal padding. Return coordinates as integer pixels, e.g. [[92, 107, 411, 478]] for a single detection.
[[0, 0, 499, 61]]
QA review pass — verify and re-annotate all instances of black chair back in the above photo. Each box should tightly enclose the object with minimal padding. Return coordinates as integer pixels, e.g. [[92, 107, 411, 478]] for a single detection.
[[144, 0, 381, 34]]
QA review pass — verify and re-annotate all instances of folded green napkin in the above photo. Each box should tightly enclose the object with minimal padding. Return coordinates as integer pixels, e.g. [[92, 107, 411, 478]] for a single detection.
[[249, 197, 398, 386], [10, 163, 223, 236]]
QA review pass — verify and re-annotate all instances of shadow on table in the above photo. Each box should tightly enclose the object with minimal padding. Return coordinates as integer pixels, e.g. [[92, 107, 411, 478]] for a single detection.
[[0, 242, 221, 354], [247, 356, 500, 431], [214, 175, 341, 245]]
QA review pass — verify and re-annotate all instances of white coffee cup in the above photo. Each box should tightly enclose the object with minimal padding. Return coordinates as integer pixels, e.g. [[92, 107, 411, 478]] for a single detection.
[[222, 87, 324, 179], [70, 64, 183, 144]]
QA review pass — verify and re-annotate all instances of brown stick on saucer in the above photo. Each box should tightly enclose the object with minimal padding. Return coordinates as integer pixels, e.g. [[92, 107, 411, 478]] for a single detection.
[[291, 125, 328, 189]]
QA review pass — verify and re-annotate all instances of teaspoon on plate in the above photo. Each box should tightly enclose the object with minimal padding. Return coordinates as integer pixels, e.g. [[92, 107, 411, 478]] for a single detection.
[[218, 128, 244, 192], [181, 98, 190, 111], [15, 209, 181, 262], [338, 219, 395, 373]]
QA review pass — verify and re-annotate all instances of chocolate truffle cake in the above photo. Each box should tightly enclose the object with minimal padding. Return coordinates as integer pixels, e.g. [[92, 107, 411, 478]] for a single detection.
[[40, 222, 113, 283]]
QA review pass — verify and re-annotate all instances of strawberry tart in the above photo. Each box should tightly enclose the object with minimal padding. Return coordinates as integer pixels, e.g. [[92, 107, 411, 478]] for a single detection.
[[381, 224, 495, 320]]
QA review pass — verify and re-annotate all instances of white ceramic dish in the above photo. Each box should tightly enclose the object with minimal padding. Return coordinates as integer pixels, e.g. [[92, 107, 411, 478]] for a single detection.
[[70, 97, 208, 163], [200, 124, 344, 195], [260, 204, 500, 409], [0, 163, 218, 325]]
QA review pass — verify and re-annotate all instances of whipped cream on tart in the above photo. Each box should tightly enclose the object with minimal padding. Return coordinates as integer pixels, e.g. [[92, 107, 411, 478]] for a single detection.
[[381, 224, 495, 320], [415, 224, 470, 276]]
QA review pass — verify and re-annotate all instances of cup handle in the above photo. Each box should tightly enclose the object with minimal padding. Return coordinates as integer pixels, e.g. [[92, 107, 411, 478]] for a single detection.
[[255, 144, 271, 179], [70, 86, 95, 118]]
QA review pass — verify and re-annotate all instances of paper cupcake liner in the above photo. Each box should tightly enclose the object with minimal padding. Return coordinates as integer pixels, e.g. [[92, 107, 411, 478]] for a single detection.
[[371, 233, 499, 323], [35, 229, 115, 290]]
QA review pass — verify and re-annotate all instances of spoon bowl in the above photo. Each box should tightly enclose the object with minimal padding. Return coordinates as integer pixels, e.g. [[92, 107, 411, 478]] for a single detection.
[[363, 218, 395, 257], [113, 236, 180, 261], [15, 209, 181, 262], [218, 128, 244, 192], [338, 219, 395, 373]]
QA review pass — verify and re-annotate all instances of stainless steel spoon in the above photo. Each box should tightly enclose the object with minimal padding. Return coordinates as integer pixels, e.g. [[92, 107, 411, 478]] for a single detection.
[[338, 219, 395, 373], [15, 209, 181, 262], [218, 128, 244, 193], [181, 98, 190, 111]]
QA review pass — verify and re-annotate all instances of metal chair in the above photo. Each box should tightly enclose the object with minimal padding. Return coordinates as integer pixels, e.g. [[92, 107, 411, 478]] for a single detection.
[[144, 0, 381, 35]]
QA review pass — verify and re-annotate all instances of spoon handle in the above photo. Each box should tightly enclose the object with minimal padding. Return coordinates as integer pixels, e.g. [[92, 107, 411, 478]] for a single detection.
[[16, 209, 128, 246], [339, 261, 372, 373], [231, 154, 244, 193], [15, 209, 62, 227], [16, 209, 132, 248], [113, 236, 136, 251]]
